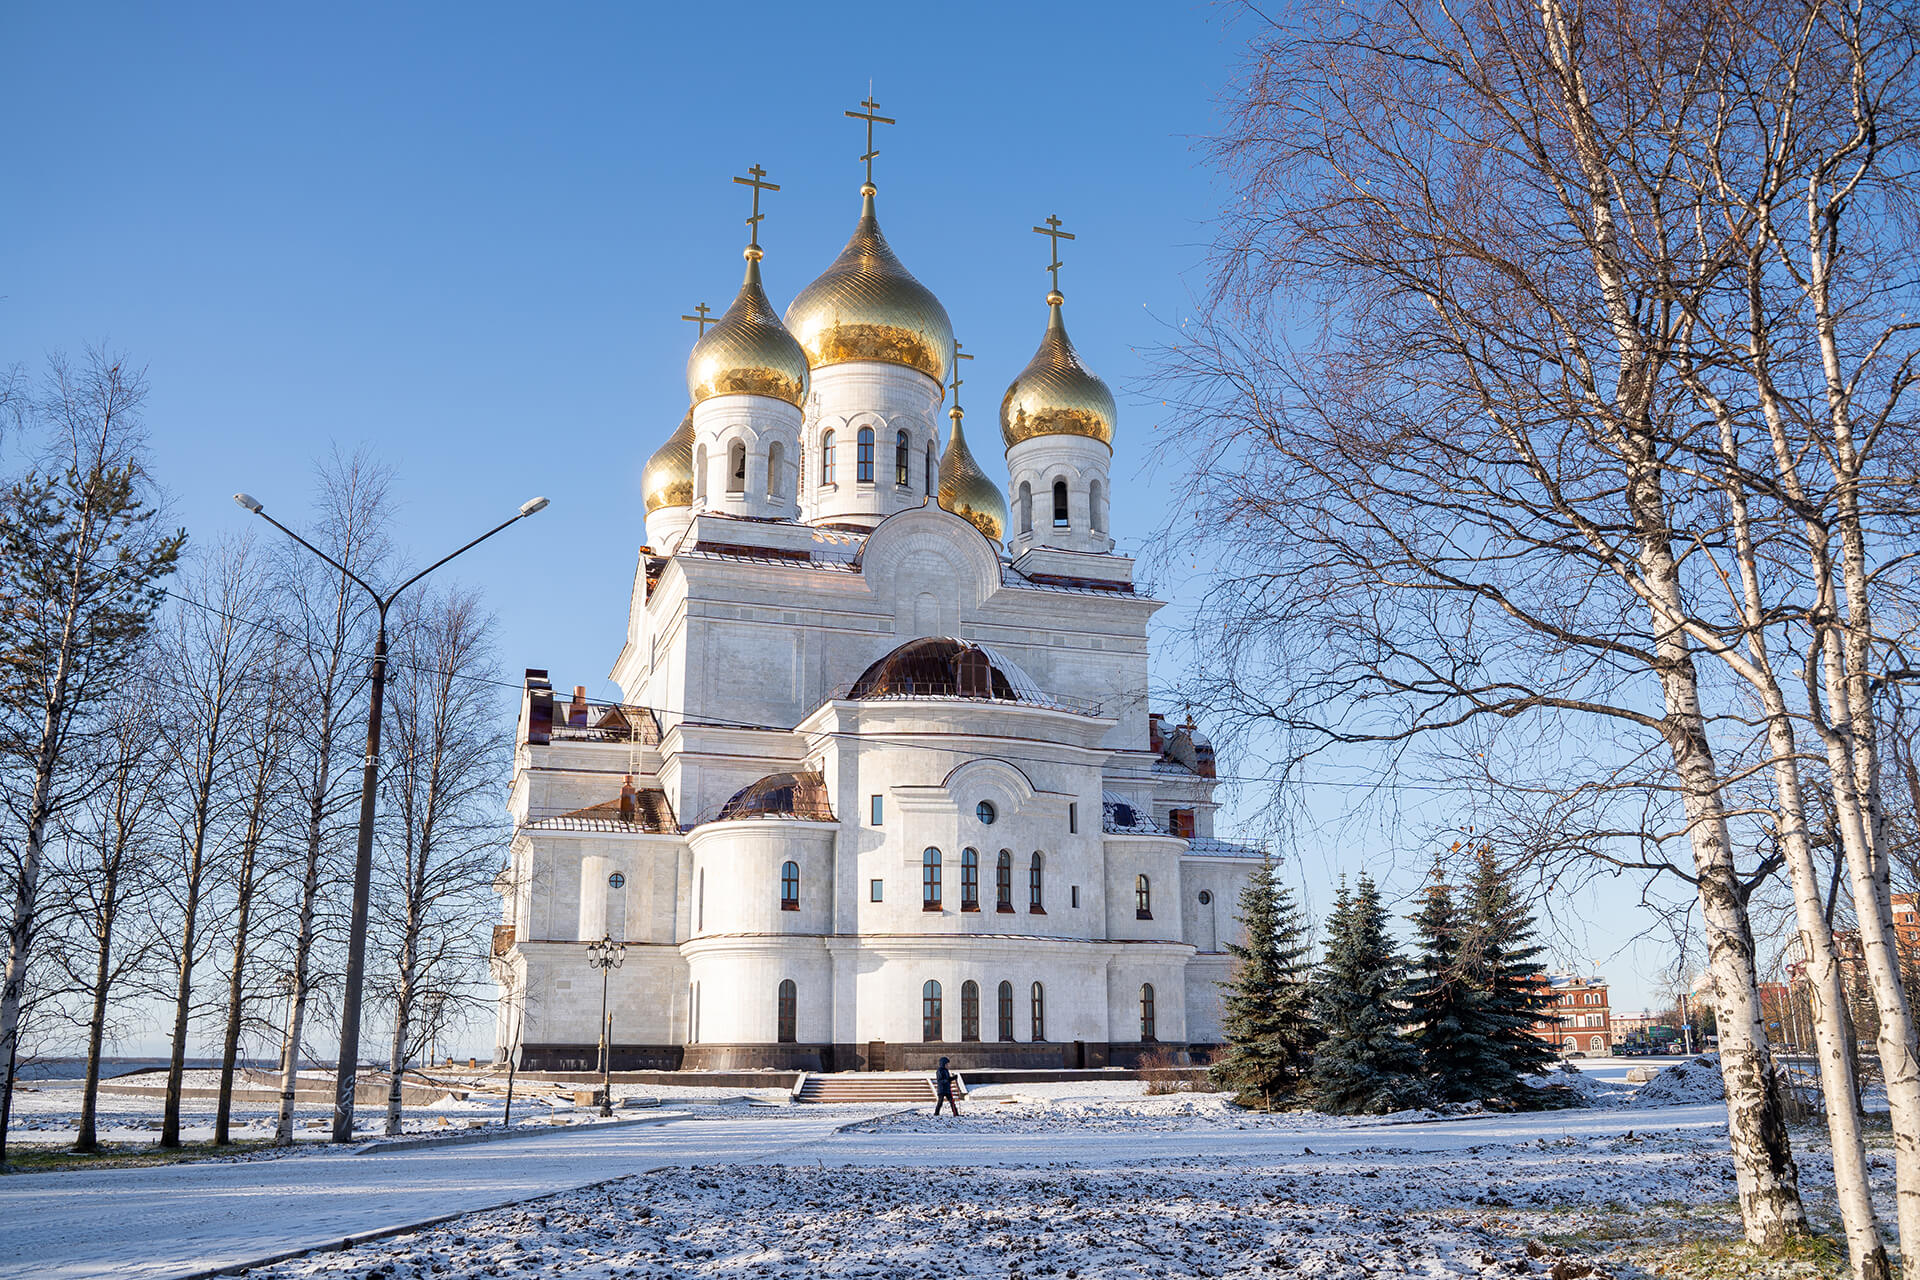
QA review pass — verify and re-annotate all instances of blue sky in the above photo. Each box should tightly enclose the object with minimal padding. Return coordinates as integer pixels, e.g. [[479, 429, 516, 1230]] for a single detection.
[[3, 3, 1691, 1041]]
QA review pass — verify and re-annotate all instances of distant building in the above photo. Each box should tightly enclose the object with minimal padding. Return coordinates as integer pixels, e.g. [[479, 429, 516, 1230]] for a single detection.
[[1896, 892, 1918, 955], [1531, 974, 1612, 1056]]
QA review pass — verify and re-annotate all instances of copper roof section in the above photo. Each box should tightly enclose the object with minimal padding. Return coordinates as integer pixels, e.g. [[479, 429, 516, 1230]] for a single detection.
[[715, 770, 834, 822]]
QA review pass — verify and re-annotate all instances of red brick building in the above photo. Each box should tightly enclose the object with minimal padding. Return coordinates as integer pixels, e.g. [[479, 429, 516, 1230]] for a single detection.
[[1531, 974, 1612, 1057]]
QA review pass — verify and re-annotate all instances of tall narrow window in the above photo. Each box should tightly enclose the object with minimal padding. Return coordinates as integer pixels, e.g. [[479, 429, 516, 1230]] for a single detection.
[[1030, 982, 1046, 1041], [922, 980, 943, 1042], [1140, 983, 1156, 1042], [961, 980, 980, 1042], [997, 980, 1015, 1041], [926, 441, 937, 496], [1028, 852, 1045, 912], [778, 979, 797, 1043], [922, 847, 942, 911], [857, 427, 875, 482], [727, 440, 747, 493], [780, 860, 799, 911], [1052, 479, 1069, 527], [821, 430, 836, 483], [1090, 478, 1105, 533], [996, 851, 1013, 911], [767, 441, 785, 498], [1068, 802, 1077, 834], [960, 848, 979, 911], [1135, 874, 1152, 919], [896, 430, 911, 485], [1019, 481, 1033, 534], [694, 445, 708, 503], [870, 794, 884, 825]]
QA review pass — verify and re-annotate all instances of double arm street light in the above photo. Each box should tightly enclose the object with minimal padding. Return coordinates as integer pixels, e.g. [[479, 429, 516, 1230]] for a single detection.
[[587, 933, 626, 1118], [235, 490, 550, 1142]]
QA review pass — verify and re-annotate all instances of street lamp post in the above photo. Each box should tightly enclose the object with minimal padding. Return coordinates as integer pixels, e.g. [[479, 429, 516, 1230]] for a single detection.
[[587, 933, 626, 1118], [235, 490, 549, 1142]]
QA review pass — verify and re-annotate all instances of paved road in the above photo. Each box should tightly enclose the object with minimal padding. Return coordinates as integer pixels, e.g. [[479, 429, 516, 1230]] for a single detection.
[[1, 1113, 857, 1280]]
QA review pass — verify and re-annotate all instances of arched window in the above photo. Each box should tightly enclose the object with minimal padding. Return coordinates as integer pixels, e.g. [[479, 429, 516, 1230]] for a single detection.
[[780, 860, 799, 911], [1135, 874, 1152, 919], [1018, 481, 1033, 534], [766, 441, 785, 498], [1590, 1035, 1604, 1052], [1052, 479, 1069, 528], [1563, 1037, 1577, 1051], [922, 847, 942, 911], [1030, 982, 1046, 1041], [961, 980, 980, 1042], [926, 441, 937, 496], [896, 430, 911, 486], [996, 851, 1013, 911], [727, 440, 747, 493], [821, 430, 836, 483], [997, 980, 1015, 1041], [857, 426, 875, 482], [1140, 983, 1156, 1041], [1089, 478, 1104, 533], [1028, 852, 1044, 911], [922, 979, 943, 1042], [777, 979, 797, 1043], [694, 445, 708, 502], [960, 848, 979, 911]]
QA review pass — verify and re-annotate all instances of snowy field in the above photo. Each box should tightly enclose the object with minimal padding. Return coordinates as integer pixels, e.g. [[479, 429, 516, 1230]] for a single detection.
[[5, 1057, 1888, 1280]]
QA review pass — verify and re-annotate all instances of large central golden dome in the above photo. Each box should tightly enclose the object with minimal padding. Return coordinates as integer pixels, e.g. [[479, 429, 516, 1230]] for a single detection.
[[937, 409, 1008, 543], [642, 407, 695, 514], [686, 253, 810, 408], [1000, 294, 1117, 448], [784, 188, 953, 386]]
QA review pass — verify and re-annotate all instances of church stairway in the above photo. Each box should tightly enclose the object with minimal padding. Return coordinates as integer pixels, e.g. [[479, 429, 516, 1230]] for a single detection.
[[794, 1071, 958, 1105]]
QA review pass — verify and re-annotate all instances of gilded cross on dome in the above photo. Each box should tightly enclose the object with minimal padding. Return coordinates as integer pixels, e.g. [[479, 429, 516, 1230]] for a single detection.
[[845, 94, 895, 190], [1033, 214, 1076, 297], [732, 164, 780, 251], [950, 338, 974, 412], [680, 302, 718, 335]]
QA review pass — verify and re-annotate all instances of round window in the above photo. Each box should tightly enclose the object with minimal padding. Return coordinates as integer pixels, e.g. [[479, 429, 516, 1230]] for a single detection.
[[1198, 890, 1212, 905], [607, 872, 626, 889], [976, 800, 997, 825]]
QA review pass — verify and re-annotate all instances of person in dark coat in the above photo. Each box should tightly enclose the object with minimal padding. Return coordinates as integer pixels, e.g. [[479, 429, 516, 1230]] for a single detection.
[[933, 1057, 959, 1116]]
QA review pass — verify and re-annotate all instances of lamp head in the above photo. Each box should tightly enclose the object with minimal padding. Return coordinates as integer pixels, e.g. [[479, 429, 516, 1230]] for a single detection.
[[519, 496, 550, 516], [233, 492, 264, 514]]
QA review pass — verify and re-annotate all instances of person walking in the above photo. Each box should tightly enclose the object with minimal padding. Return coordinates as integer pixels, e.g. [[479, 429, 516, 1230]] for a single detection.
[[933, 1057, 960, 1116]]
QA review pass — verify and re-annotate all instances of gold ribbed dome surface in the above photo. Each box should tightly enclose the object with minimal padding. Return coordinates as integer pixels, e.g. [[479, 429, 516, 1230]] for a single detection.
[[937, 411, 1008, 543], [784, 189, 953, 385], [642, 407, 695, 514], [999, 296, 1117, 448], [686, 254, 810, 408]]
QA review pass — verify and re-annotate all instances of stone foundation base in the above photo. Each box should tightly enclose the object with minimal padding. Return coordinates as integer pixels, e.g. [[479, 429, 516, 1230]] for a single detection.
[[515, 1040, 1210, 1073]]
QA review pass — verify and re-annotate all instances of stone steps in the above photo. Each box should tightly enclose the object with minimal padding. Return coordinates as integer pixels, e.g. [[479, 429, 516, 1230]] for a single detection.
[[795, 1072, 959, 1105]]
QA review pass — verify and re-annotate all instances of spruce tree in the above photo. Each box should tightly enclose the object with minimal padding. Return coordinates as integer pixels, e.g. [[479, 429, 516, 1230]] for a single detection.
[[1309, 874, 1427, 1114], [1462, 845, 1558, 1095], [1406, 875, 1504, 1102], [1210, 856, 1315, 1108]]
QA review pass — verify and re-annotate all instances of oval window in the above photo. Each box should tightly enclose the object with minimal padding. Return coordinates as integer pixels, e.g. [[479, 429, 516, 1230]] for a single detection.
[[976, 801, 997, 826], [1197, 889, 1212, 905], [608, 872, 627, 889]]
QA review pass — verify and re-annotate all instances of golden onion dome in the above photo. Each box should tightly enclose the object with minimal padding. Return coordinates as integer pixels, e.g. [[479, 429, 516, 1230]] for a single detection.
[[999, 294, 1117, 448], [641, 407, 695, 514], [937, 409, 1009, 543], [686, 252, 810, 408], [783, 188, 953, 386]]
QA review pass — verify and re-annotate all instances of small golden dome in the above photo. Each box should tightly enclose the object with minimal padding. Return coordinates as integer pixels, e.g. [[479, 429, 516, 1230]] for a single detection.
[[642, 407, 695, 514], [999, 295, 1117, 448], [937, 409, 1009, 543], [784, 188, 953, 385], [686, 253, 810, 408]]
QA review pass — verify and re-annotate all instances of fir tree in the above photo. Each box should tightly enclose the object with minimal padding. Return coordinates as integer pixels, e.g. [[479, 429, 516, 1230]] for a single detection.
[[1309, 874, 1427, 1114], [1210, 855, 1315, 1108], [1462, 845, 1558, 1094], [1405, 874, 1504, 1102]]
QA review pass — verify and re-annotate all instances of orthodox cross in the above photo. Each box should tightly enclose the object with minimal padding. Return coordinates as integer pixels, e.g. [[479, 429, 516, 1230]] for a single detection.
[[845, 95, 895, 188], [950, 339, 974, 411], [1032, 214, 1075, 294], [680, 303, 718, 335], [732, 164, 779, 249]]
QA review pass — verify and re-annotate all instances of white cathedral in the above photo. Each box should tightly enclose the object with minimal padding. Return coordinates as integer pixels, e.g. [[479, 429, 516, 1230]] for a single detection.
[[493, 123, 1263, 1072]]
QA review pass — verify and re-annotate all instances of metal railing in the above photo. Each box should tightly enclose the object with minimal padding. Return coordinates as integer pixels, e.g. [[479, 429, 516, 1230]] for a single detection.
[[827, 677, 1103, 718]]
